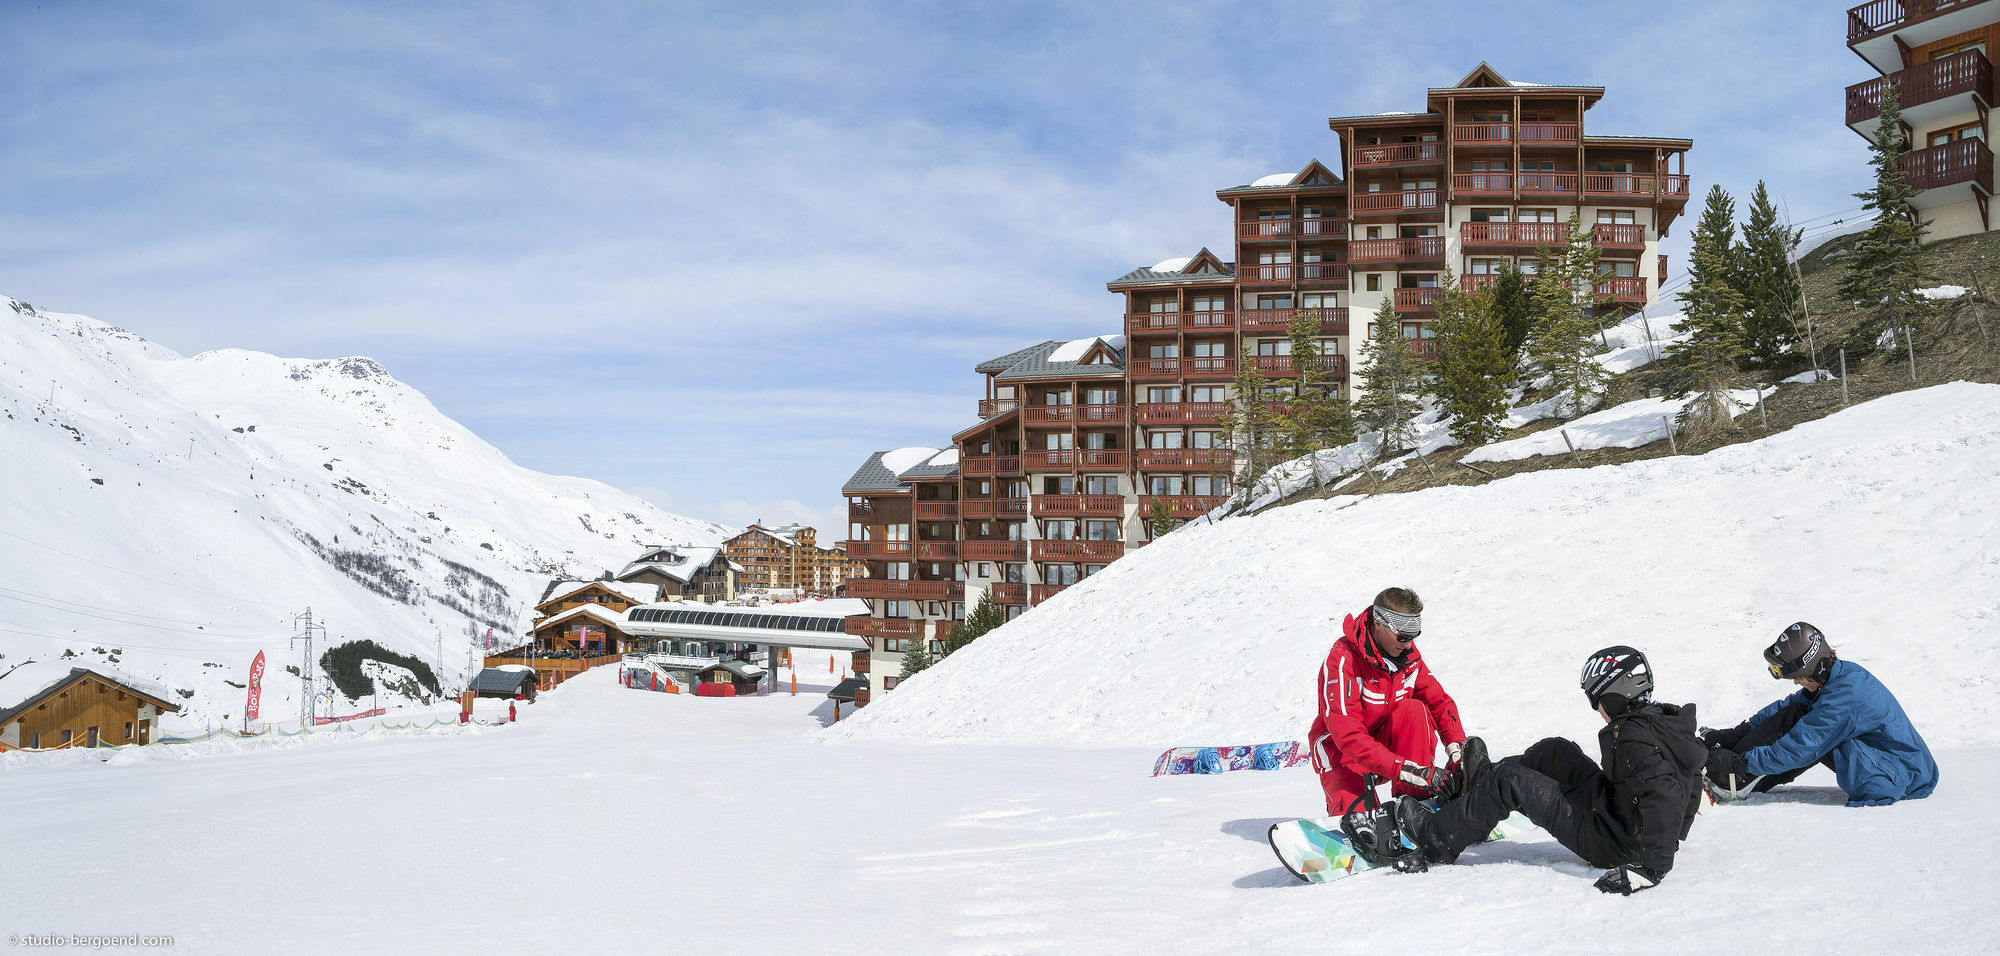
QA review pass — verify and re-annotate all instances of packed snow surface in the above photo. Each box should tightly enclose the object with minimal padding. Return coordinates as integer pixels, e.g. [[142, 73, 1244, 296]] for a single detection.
[[838, 383, 2000, 749], [1462, 388, 1770, 463]]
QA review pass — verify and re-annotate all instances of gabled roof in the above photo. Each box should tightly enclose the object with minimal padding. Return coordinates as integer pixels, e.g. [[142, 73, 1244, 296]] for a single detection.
[[1454, 61, 1509, 89], [532, 603, 630, 632], [1108, 248, 1237, 289], [977, 340, 1062, 374], [469, 667, 537, 694], [537, 579, 661, 611], [1217, 159, 1345, 195], [842, 446, 960, 494], [826, 676, 867, 702], [0, 662, 181, 725], [617, 546, 733, 585], [995, 334, 1126, 382]]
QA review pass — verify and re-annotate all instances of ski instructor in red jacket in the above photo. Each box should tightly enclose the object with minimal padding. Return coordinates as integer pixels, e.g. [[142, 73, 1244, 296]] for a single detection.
[[1308, 587, 1467, 815]]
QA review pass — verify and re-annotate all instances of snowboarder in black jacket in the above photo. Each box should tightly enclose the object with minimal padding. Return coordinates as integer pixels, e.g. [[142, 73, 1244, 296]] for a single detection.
[[1348, 646, 1707, 895]]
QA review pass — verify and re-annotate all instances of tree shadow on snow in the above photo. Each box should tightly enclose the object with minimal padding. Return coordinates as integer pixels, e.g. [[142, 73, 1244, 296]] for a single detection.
[[1220, 817, 1295, 843]]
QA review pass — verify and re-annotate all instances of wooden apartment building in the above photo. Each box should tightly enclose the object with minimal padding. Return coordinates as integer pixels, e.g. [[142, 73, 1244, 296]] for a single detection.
[[722, 523, 848, 594], [1846, 0, 1998, 240], [839, 64, 1692, 705]]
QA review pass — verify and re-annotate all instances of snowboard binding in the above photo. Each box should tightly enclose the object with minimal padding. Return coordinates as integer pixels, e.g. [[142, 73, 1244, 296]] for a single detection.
[[1338, 774, 1428, 873]]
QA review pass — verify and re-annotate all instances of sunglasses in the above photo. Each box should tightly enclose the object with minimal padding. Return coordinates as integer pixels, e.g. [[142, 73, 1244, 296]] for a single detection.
[[1767, 660, 1789, 679], [1392, 629, 1420, 643]]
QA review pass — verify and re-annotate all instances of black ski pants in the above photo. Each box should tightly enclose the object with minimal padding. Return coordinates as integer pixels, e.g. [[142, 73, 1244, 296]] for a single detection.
[[1421, 737, 1637, 868], [1710, 699, 1836, 792]]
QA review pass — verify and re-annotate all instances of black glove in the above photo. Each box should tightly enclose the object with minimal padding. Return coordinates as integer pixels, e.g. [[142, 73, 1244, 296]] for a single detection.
[[1396, 761, 1452, 796], [1704, 747, 1749, 784], [1594, 864, 1663, 895]]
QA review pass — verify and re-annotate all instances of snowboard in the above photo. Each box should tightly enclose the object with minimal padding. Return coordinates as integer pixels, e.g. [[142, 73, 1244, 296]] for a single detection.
[[1151, 741, 1309, 777], [1266, 810, 1517, 885]]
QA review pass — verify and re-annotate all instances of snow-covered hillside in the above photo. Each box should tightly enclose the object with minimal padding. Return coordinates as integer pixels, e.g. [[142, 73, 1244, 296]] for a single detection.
[[0, 297, 731, 729], [836, 382, 2000, 754]]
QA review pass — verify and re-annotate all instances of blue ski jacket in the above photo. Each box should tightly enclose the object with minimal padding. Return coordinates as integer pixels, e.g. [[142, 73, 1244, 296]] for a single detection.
[[1743, 660, 1938, 806]]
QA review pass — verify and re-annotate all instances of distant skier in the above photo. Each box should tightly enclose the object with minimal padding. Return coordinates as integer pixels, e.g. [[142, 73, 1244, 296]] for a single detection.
[[1701, 622, 1938, 807], [1347, 646, 1706, 896], [1306, 588, 1467, 816]]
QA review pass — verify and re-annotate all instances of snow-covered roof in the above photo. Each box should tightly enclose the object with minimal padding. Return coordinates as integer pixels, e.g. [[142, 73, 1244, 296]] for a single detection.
[[926, 448, 960, 468], [617, 546, 732, 585], [541, 579, 662, 609], [881, 447, 940, 476], [1047, 335, 1126, 365], [1249, 173, 1293, 187], [1108, 247, 1235, 288], [1150, 256, 1194, 273], [0, 661, 179, 721], [843, 445, 961, 493], [532, 603, 629, 631]]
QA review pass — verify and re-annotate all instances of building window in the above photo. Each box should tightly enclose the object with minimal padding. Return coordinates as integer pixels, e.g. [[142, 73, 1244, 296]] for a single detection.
[[1041, 564, 1080, 585], [884, 676, 901, 689], [976, 562, 991, 577], [1083, 475, 1118, 495], [1930, 122, 1984, 146], [1084, 520, 1120, 541], [1596, 209, 1636, 224], [1005, 564, 1025, 583], [1148, 474, 1184, 495], [1365, 274, 1381, 291], [1043, 519, 1078, 540]]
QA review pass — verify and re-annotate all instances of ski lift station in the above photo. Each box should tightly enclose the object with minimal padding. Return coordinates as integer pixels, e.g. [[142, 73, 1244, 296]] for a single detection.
[[617, 597, 866, 695]]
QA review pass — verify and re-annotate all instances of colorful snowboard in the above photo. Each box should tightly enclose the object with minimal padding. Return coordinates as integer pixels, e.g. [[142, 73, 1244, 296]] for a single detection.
[[1151, 741, 1308, 777], [1266, 811, 1517, 885]]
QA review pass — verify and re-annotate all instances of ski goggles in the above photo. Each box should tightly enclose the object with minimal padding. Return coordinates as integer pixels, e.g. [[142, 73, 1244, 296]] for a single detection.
[[1372, 605, 1421, 640]]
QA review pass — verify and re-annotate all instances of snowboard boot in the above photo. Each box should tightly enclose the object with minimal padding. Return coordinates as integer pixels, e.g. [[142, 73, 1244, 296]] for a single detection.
[[1456, 736, 1491, 797], [1702, 766, 1763, 802], [1339, 799, 1425, 872], [1393, 795, 1451, 866]]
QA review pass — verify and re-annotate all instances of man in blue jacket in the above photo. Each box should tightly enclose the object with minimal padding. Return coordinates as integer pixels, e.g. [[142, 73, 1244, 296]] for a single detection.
[[1703, 622, 1938, 807]]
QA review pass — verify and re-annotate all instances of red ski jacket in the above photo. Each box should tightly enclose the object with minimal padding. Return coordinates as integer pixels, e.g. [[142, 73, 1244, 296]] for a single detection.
[[1307, 608, 1466, 777]]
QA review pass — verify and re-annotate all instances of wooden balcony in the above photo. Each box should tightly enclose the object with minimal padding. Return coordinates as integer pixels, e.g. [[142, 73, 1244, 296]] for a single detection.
[[1021, 403, 1123, 427], [1299, 217, 1349, 238], [960, 497, 1027, 519], [1461, 220, 1568, 249], [1127, 311, 1181, 333], [1022, 449, 1127, 471], [914, 500, 959, 520], [932, 621, 956, 643], [1130, 357, 1235, 380], [1238, 262, 1294, 286], [1583, 173, 1670, 199], [850, 650, 870, 675], [1031, 539, 1125, 562], [1595, 276, 1649, 305], [1239, 218, 1351, 242], [1250, 354, 1348, 379], [1461, 273, 1500, 293], [846, 579, 957, 601], [914, 540, 960, 560], [1238, 307, 1348, 334], [963, 540, 1028, 561], [988, 583, 1027, 605], [1454, 123, 1510, 144], [1135, 401, 1228, 425], [1519, 172, 1579, 196], [1847, 0, 1982, 41], [1349, 236, 1444, 264], [977, 398, 1019, 419], [842, 540, 912, 560], [1902, 136, 1995, 193], [958, 455, 1021, 477], [845, 615, 920, 638], [1352, 189, 1442, 216], [1032, 494, 1124, 516], [847, 502, 875, 523], [1410, 338, 1438, 359], [1352, 141, 1443, 167], [1030, 584, 1070, 605], [1139, 494, 1224, 518], [1393, 287, 1441, 314], [1134, 447, 1234, 471], [1187, 310, 1237, 331], [1299, 262, 1347, 288], [1592, 223, 1647, 257], [1520, 122, 1579, 143], [1453, 172, 1514, 196]]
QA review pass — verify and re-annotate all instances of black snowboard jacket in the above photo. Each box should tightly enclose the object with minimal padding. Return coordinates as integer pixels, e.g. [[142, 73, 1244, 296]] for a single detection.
[[1595, 702, 1707, 875]]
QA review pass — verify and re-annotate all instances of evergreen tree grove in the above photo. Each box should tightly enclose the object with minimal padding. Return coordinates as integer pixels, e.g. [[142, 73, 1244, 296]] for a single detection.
[[1214, 343, 1275, 498], [1735, 180, 1803, 367], [1492, 263, 1534, 363], [1147, 496, 1174, 538], [942, 591, 1004, 658], [1673, 184, 1751, 436], [1429, 267, 1515, 445], [1277, 305, 1356, 485], [897, 628, 932, 680], [1524, 213, 1611, 418], [1354, 297, 1421, 453], [1836, 83, 1933, 352]]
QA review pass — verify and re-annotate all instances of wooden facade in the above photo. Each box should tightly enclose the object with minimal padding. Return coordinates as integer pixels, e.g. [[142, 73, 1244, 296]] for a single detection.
[[0, 669, 181, 750], [722, 524, 848, 594]]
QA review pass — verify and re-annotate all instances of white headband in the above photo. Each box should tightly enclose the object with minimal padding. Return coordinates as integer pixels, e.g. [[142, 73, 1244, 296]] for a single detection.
[[1372, 605, 1421, 636]]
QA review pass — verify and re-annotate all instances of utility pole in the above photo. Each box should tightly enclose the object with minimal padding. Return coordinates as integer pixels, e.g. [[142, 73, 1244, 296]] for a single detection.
[[291, 608, 323, 726]]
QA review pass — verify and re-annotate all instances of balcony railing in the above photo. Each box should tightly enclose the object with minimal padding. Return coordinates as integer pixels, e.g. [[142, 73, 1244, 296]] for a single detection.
[[1352, 189, 1442, 215], [1138, 494, 1224, 518], [1453, 172, 1514, 195], [1594, 276, 1649, 304], [1299, 216, 1348, 237], [1410, 339, 1438, 359], [963, 540, 1028, 561], [1032, 494, 1125, 516], [842, 540, 912, 560], [914, 500, 958, 520], [1300, 262, 1346, 287], [1519, 172, 1579, 195], [977, 398, 1019, 418], [1520, 122, 1579, 143], [1238, 262, 1293, 286], [988, 583, 1027, 605], [850, 650, 870, 675], [1126, 311, 1182, 332], [1454, 123, 1510, 144], [1238, 307, 1348, 333], [1592, 223, 1647, 254], [1393, 287, 1442, 313], [846, 579, 956, 601], [1461, 273, 1499, 293], [1349, 236, 1444, 264], [913, 540, 959, 560], [1250, 354, 1349, 378], [960, 497, 1027, 519], [1023, 449, 1128, 471], [1583, 174, 1662, 198], [847, 502, 874, 522], [1134, 447, 1234, 471], [1130, 357, 1236, 380], [1461, 220, 1569, 248], [1025, 404, 1125, 426], [1847, 0, 1983, 41], [1239, 218, 1348, 241], [1353, 142, 1443, 166], [845, 615, 919, 638], [1030, 584, 1070, 605], [1841, 51, 1993, 128], [1031, 539, 1125, 562], [1135, 401, 1228, 424], [1902, 136, 1995, 193]]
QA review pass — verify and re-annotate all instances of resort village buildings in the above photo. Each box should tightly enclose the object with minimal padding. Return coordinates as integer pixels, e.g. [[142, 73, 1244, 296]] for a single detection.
[[722, 523, 850, 594]]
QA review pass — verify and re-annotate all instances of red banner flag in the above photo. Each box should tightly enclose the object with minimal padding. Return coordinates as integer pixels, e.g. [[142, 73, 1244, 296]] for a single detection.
[[485, 627, 494, 652], [245, 651, 267, 722]]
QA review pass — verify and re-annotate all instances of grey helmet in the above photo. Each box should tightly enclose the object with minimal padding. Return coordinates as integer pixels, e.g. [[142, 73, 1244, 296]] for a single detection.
[[1580, 646, 1654, 712], [1765, 622, 1835, 683]]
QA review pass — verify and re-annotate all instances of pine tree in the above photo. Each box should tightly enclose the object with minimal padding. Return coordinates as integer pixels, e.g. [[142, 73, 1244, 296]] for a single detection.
[[1492, 263, 1534, 362], [1354, 297, 1421, 453], [1837, 83, 1933, 352], [1735, 181, 1802, 367], [1673, 184, 1752, 436], [942, 591, 1004, 657], [1214, 345, 1274, 498], [1429, 267, 1515, 445], [897, 630, 932, 680], [1147, 496, 1174, 538], [1524, 213, 1611, 418], [1277, 306, 1357, 487]]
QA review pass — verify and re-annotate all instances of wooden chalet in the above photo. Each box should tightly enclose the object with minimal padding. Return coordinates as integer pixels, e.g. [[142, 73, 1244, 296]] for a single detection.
[[0, 662, 182, 750], [530, 604, 635, 654], [614, 546, 739, 603]]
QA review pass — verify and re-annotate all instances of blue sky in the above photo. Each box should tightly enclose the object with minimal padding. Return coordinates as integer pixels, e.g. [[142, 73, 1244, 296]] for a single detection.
[[2, 0, 1870, 538]]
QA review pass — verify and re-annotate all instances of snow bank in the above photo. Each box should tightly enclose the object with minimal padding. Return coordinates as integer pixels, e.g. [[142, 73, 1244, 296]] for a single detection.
[[1917, 285, 1967, 300], [1463, 388, 1768, 463], [835, 383, 2000, 750]]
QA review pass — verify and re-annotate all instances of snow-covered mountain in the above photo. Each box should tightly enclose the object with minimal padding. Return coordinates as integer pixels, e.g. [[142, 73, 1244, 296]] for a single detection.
[[834, 382, 2000, 754], [0, 297, 732, 729]]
